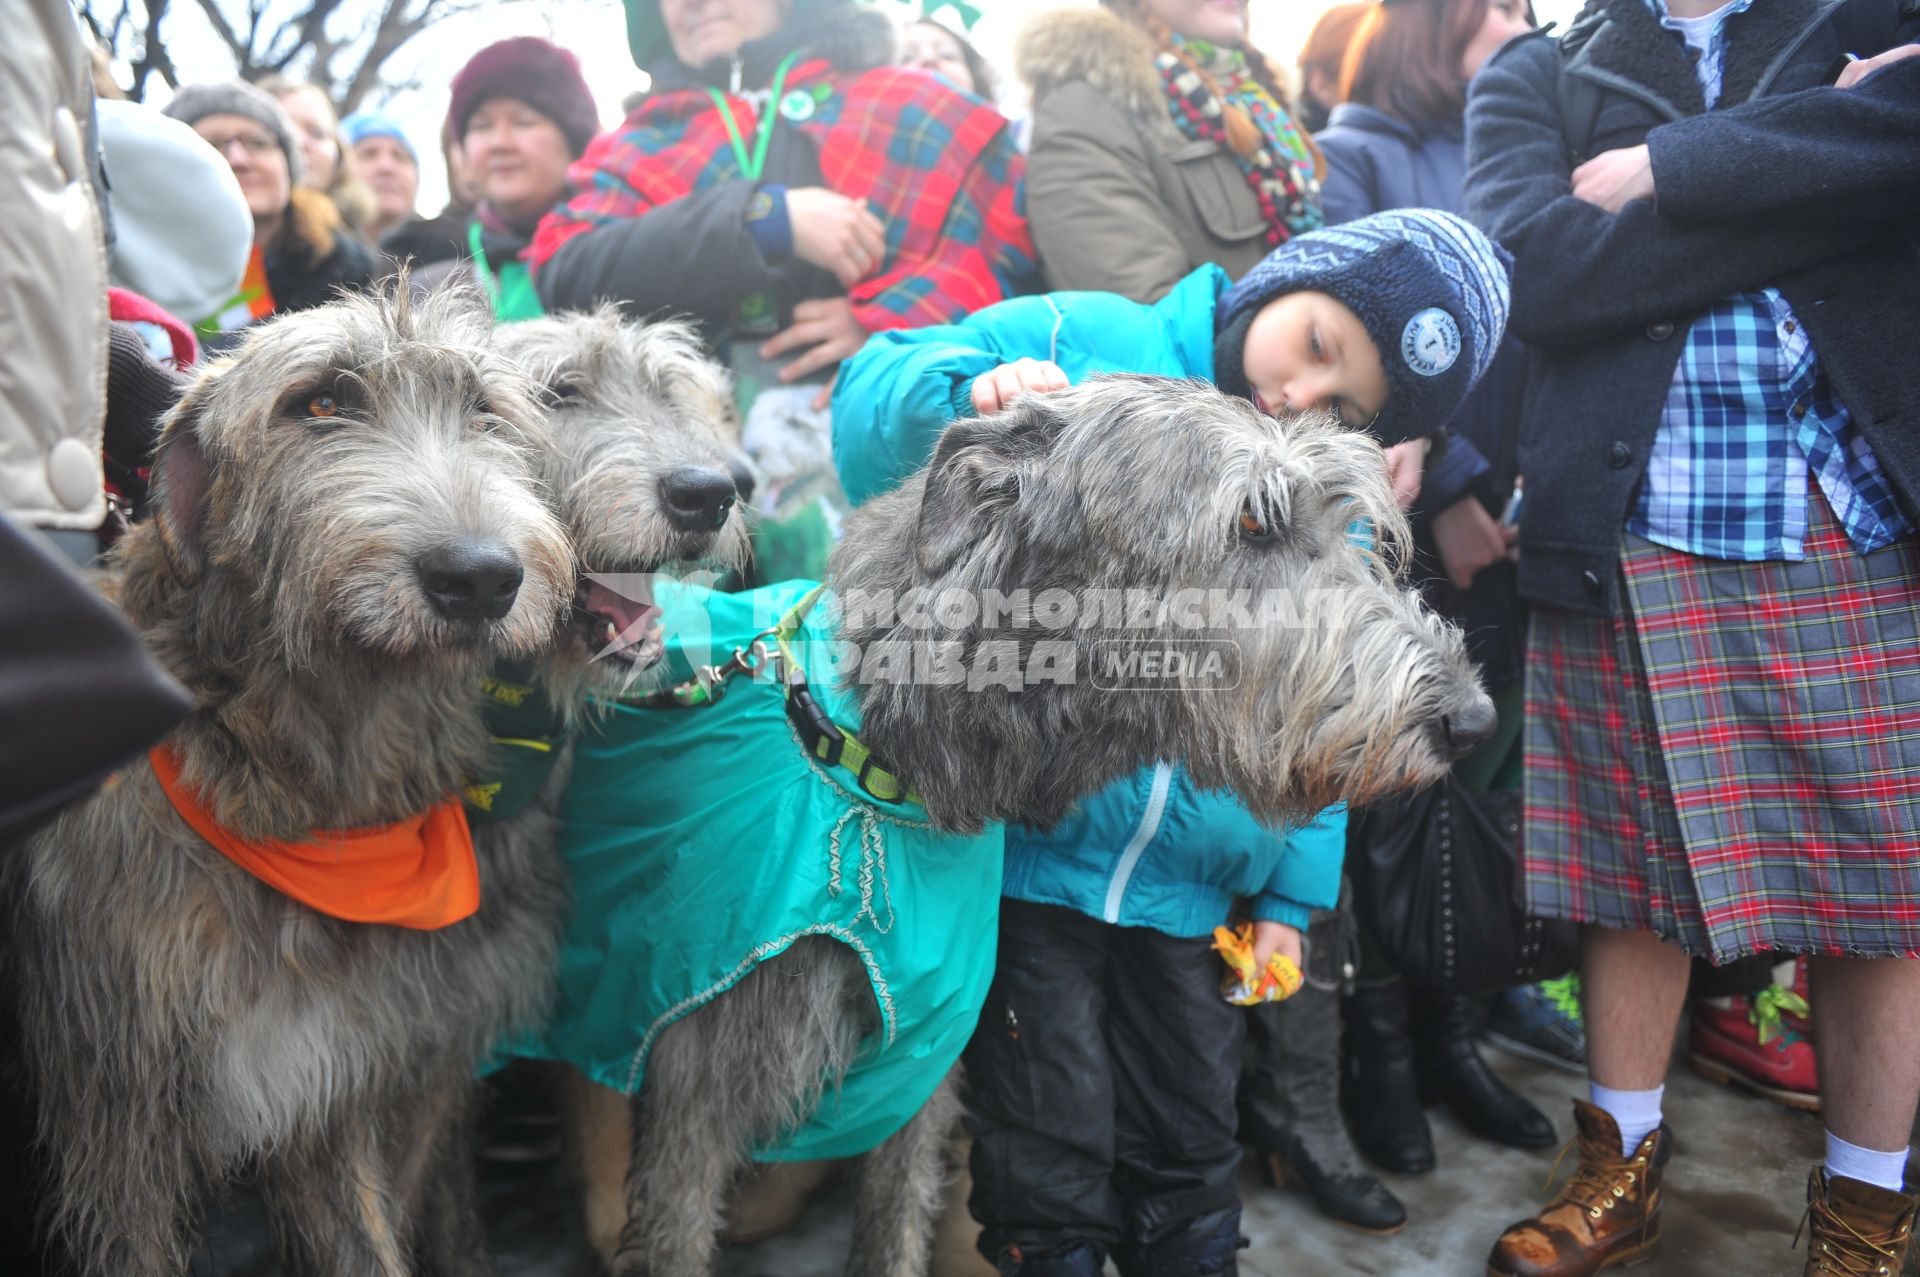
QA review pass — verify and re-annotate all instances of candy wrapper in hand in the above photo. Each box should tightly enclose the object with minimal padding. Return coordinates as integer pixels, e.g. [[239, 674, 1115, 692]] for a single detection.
[[1211, 923, 1304, 1006]]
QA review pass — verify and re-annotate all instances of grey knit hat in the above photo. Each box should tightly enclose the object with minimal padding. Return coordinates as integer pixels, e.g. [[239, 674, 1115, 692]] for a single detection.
[[162, 79, 305, 185]]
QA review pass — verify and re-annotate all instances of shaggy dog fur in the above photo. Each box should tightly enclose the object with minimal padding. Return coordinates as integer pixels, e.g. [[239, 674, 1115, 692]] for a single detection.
[[7, 288, 577, 1277], [581, 377, 1491, 1277]]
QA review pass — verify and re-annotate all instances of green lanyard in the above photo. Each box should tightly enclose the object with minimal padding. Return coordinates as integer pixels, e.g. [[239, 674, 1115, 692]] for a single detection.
[[467, 221, 543, 322], [705, 51, 802, 181]]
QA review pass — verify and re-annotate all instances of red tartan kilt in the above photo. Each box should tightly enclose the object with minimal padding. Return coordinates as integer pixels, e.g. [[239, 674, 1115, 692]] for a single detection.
[[1523, 487, 1920, 961]]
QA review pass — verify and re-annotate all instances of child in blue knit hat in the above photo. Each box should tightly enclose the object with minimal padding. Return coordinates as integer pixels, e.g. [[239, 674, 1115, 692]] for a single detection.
[[836, 207, 1512, 507], [830, 207, 1511, 1277]]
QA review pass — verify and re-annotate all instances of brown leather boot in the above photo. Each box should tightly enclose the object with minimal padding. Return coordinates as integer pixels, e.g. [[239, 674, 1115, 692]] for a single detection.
[[1799, 1167, 1918, 1276], [1485, 1100, 1671, 1277]]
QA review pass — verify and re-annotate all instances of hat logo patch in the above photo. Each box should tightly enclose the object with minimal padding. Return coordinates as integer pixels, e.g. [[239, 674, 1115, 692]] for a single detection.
[[1401, 308, 1461, 378]]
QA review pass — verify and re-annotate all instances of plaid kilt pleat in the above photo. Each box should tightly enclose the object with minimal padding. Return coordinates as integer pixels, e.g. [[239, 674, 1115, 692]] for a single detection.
[[1524, 485, 1920, 961]]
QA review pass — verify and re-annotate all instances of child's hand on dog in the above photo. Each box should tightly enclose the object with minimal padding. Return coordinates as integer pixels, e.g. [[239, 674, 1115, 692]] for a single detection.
[[972, 358, 1070, 414]]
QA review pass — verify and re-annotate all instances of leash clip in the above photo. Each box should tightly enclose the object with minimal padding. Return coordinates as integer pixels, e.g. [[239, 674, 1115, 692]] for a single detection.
[[785, 667, 845, 767], [650, 629, 777, 708]]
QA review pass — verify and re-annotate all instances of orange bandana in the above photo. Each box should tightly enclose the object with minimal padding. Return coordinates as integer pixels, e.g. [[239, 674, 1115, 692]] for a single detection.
[[149, 746, 480, 930]]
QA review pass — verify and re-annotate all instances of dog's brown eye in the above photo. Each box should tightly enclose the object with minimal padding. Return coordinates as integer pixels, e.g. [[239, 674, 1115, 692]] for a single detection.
[[307, 394, 339, 418], [1238, 506, 1274, 540]]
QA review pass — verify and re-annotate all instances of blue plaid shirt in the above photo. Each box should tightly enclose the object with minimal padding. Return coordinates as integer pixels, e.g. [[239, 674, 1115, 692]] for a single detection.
[[1625, 0, 1912, 560]]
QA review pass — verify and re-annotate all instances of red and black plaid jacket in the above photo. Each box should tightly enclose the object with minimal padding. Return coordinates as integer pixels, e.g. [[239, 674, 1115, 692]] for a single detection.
[[530, 61, 1034, 332]]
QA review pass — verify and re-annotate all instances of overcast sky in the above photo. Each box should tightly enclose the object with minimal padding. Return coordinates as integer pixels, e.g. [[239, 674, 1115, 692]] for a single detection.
[[124, 0, 1581, 214]]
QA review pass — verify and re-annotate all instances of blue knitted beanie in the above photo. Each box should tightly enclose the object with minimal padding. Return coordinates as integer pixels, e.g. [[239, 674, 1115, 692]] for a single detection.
[[1218, 209, 1512, 442], [341, 111, 418, 167]]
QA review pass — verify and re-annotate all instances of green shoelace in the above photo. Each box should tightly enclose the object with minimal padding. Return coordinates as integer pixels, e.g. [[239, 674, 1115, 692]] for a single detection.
[[1542, 973, 1585, 1026], [1750, 984, 1811, 1046]]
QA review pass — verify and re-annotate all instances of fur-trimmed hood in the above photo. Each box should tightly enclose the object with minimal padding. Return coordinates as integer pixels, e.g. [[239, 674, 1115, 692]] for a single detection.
[[1016, 7, 1166, 119]]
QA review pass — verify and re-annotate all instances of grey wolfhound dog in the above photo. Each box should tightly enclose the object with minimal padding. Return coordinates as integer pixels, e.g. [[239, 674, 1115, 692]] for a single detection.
[[492, 307, 751, 705], [7, 288, 578, 1277], [576, 376, 1494, 1277]]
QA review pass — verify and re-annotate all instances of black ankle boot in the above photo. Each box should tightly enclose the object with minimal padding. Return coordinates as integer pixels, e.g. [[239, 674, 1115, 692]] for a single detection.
[[1243, 981, 1407, 1233], [1413, 990, 1557, 1150], [1340, 981, 1436, 1175]]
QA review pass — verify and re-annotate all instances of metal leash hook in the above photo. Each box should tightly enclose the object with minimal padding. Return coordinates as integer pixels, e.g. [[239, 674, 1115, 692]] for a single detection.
[[660, 627, 780, 708]]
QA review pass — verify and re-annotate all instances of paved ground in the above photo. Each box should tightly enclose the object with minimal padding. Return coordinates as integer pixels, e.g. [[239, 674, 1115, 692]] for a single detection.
[[187, 1036, 1853, 1277]]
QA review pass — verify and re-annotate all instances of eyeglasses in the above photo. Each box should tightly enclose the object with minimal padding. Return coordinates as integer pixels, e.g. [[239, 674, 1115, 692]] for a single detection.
[[201, 132, 280, 159]]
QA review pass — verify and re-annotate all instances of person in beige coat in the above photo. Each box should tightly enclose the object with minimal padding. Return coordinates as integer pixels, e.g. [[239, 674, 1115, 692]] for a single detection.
[[2, 0, 110, 547], [1015, 0, 1323, 302]]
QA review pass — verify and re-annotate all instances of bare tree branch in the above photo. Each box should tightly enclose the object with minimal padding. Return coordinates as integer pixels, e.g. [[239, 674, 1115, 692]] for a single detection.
[[128, 0, 178, 99], [93, 0, 539, 115], [187, 0, 247, 64]]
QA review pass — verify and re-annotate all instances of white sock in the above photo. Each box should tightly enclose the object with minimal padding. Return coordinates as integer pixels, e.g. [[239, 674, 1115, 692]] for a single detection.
[[1590, 1082, 1664, 1157], [1825, 1131, 1910, 1193]]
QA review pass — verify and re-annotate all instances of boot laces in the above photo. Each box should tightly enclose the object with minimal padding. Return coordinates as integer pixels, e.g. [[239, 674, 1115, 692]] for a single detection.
[[1541, 973, 1584, 1025], [1794, 1192, 1907, 1276], [1749, 984, 1810, 1048], [1541, 1133, 1650, 1239]]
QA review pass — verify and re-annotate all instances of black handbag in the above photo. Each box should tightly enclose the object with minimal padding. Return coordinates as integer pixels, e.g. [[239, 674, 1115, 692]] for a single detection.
[[1350, 775, 1580, 996]]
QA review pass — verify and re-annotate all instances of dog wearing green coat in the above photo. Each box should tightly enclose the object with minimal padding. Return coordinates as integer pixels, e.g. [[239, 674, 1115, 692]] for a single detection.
[[520, 375, 1492, 1276]]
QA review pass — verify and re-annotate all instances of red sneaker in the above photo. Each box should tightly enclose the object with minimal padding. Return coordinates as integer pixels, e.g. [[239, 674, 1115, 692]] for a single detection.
[[1687, 985, 1819, 1112]]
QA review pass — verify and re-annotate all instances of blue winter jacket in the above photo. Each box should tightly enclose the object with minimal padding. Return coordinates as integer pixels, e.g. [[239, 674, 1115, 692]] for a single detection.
[[831, 266, 1345, 936]]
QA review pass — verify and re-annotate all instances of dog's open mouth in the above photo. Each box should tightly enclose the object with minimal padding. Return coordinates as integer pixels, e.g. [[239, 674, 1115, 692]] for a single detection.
[[575, 571, 665, 669]]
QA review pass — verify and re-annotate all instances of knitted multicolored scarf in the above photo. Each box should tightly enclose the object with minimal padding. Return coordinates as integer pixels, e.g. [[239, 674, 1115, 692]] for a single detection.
[[1156, 36, 1322, 246]]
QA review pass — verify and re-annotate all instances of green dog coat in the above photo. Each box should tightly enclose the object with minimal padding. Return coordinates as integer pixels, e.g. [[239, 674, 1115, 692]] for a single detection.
[[523, 579, 1004, 1160]]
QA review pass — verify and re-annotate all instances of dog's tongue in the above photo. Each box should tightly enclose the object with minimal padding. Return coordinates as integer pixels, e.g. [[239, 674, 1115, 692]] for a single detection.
[[583, 577, 660, 642]]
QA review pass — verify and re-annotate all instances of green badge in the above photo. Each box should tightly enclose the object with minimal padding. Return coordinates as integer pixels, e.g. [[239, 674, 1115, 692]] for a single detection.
[[779, 89, 816, 122]]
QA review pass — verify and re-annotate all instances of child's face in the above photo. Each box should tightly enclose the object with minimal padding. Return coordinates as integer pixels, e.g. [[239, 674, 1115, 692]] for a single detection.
[[1240, 291, 1389, 432]]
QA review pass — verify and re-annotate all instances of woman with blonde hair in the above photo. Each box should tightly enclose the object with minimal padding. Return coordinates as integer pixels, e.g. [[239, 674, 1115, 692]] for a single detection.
[[262, 77, 379, 234], [1015, 0, 1321, 303]]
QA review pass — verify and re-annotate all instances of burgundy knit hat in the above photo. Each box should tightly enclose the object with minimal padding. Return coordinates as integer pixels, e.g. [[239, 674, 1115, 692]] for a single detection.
[[446, 37, 600, 158]]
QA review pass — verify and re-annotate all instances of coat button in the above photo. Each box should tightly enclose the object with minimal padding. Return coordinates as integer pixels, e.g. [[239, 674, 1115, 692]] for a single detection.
[[47, 438, 102, 513], [1582, 569, 1603, 596], [1607, 441, 1632, 468], [52, 107, 86, 184], [1645, 320, 1675, 341]]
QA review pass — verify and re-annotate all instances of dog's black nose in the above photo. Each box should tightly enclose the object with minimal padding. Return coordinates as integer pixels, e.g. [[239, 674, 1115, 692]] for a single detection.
[[1438, 693, 1499, 761], [416, 539, 524, 622], [659, 466, 738, 533], [727, 453, 758, 508]]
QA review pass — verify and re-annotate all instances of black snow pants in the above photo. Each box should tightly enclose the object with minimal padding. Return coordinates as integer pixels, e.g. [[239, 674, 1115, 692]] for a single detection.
[[963, 899, 1246, 1276]]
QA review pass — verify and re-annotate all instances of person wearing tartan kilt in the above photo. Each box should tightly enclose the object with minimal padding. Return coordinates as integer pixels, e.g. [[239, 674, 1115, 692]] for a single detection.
[[529, 0, 1033, 580], [1463, 0, 1920, 1270]]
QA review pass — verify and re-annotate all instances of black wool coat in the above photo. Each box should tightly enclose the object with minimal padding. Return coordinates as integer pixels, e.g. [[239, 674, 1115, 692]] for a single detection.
[[1463, 0, 1920, 615]]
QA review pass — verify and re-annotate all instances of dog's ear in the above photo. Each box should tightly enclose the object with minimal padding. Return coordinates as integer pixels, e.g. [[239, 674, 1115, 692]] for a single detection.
[[914, 396, 1067, 579], [148, 381, 216, 584]]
